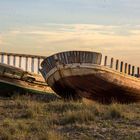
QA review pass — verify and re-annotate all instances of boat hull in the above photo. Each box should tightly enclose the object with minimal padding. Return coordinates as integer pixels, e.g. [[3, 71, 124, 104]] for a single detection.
[[46, 65, 140, 103], [0, 81, 29, 96], [40, 50, 140, 103], [0, 75, 52, 96], [0, 63, 53, 96]]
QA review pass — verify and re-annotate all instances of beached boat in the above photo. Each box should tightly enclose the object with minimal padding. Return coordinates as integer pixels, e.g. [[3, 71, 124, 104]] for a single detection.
[[0, 63, 51, 96], [40, 51, 140, 103]]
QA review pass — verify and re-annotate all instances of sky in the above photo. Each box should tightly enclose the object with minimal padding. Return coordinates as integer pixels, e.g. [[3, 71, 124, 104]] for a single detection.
[[0, 0, 140, 66]]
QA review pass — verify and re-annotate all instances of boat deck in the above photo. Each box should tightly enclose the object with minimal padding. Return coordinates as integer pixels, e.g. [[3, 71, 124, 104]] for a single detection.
[[0, 63, 53, 95]]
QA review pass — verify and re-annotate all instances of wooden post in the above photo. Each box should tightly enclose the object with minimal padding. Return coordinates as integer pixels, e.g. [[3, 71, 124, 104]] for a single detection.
[[7, 55, 10, 65], [13, 56, 16, 66], [25, 57, 28, 71], [128, 64, 131, 75], [104, 56, 107, 66], [38, 58, 40, 74], [19, 56, 22, 68], [110, 58, 114, 68], [124, 63, 128, 74], [1, 54, 4, 63], [132, 66, 135, 76], [116, 59, 119, 70], [137, 67, 140, 77], [31, 57, 34, 72], [120, 61, 124, 72]]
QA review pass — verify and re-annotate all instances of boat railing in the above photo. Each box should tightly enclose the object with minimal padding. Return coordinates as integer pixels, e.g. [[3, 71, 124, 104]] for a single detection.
[[0, 51, 139, 79], [40, 51, 102, 77], [102, 56, 140, 78], [0, 52, 45, 74]]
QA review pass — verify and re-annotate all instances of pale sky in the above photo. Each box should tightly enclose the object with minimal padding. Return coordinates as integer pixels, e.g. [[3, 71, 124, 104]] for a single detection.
[[0, 0, 140, 66]]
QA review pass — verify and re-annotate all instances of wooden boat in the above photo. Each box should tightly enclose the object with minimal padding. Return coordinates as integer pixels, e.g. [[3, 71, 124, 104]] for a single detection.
[[0, 63, 52, 96], [40, 51, 140, 104]]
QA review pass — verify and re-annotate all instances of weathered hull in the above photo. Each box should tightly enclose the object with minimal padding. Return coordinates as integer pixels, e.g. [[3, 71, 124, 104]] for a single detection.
[[40, 51, 140, 103], [0, 63, 52, 96], [0, 75, 52, 96], [46, 65, 140, 103], [0, 81, 31, 96]]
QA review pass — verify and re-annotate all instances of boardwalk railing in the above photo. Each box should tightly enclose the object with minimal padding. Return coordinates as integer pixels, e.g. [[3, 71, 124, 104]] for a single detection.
[[0, 52, 46, 74], [0, 52, 139, 77]]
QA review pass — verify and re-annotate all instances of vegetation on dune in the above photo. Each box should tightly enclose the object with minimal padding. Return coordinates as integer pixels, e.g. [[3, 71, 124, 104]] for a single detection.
[[0, 93, 139, 140]]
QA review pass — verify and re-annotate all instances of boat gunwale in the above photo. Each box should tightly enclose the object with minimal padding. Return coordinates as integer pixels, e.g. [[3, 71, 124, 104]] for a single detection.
[[45, 64, 140, 85], [41, 50, 102, 67]]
